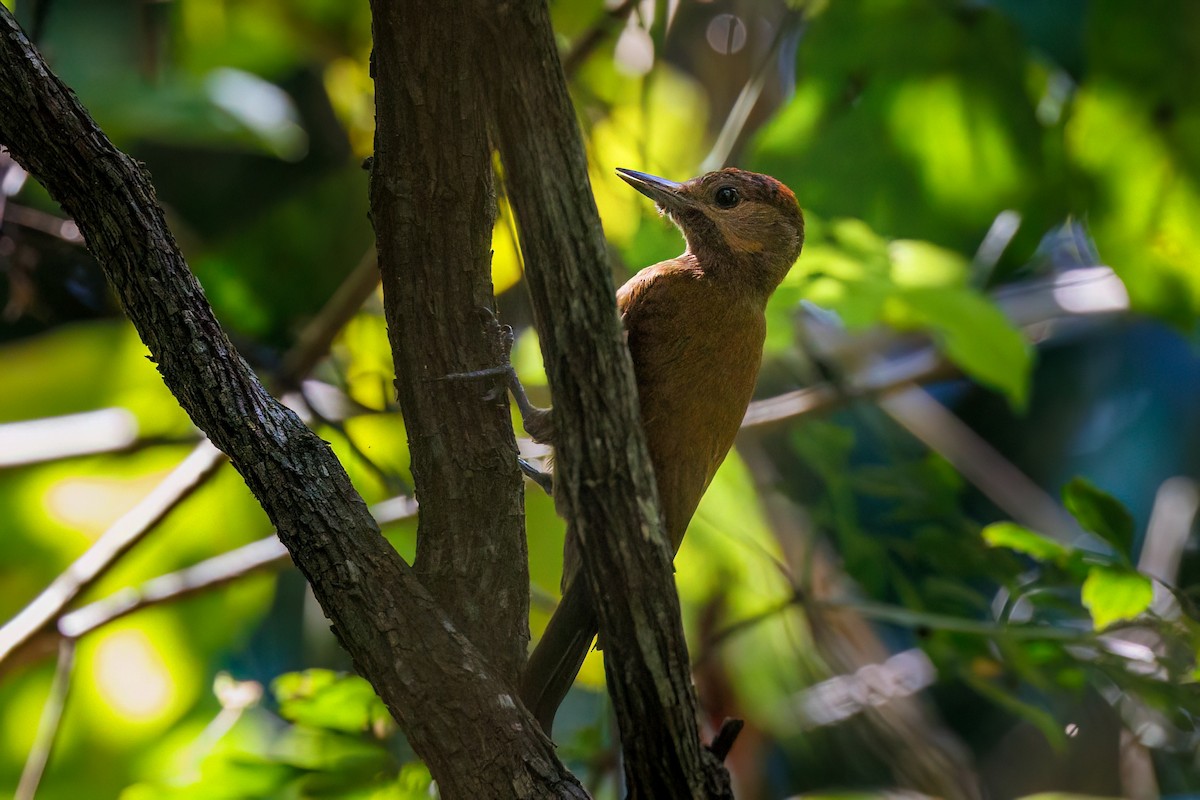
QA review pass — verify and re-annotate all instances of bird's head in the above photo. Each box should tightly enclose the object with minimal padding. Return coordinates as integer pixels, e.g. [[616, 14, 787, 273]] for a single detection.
[[616, 166, 804, 292]]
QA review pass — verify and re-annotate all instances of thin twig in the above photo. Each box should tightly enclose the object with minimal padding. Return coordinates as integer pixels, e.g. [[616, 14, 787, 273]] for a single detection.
[[0, 440, 224, 667], [741, 348, 953, 429], [295, 388, 399, 492], [699, 7, 806, 172], [58, 537, 290, 639], [820, 597, 1095, 642], [692, 591, 801, 667], [561, 0, 640, 78], [0, 493, 418, 676], [15, 638, 76, 800], [0, 421, 202, 469], [278, 246, 381, 389], [3, 201, 84, 243], [702, 591, 1096, 658], [879, 386, 1081, 542], [706, 717, 744, 762], [0, 243, 386, 675]]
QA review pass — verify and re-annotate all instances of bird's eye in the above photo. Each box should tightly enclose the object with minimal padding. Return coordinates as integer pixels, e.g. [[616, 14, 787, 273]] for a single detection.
[[714, 186, 740, 209]]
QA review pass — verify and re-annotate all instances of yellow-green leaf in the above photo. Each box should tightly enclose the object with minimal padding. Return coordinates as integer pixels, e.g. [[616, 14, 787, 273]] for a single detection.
[[982, 522, 1068, 564], [1081, 566, 1152, 631]]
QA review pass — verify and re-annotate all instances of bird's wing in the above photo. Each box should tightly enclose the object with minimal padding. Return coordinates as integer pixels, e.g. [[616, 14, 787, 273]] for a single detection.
[[616, 260, 696, 325], [617, 260, 709, 371], [616, 267, 655, 321]]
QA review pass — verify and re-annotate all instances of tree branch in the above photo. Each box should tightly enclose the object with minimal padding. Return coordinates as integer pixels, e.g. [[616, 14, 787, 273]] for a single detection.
[[277, 245, 381, 390], [0, 11, 582, 797], [0, 494, 418, 680], [15, 639, 74, 800], [476, 2, 732, 795], [0, 236, 394, 679], [0, 441, 224, 668], [561, 0, 640, 78], [56, 536, 290, 639], [369, 0, 529, 683]]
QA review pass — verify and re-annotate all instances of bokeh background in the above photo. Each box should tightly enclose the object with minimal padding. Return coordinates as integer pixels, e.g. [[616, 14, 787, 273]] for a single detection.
[[1, 0, 1199, 798]]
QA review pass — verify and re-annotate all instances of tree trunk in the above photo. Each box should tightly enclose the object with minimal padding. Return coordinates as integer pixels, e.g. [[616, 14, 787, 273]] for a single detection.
[[0, 8, 584, 799], [0, 0, 738, 794], [475, 2, 734, 796], [370, 0, 530, 686]]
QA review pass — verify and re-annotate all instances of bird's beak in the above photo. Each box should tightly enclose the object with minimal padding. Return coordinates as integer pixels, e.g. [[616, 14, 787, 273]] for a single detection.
[[615, 168, 689, 213]]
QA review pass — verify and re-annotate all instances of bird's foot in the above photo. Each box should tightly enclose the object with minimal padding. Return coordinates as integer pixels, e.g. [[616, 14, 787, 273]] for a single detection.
[[443, 308, 543, 420], [444, 363, 512, 401], [518, 457, 554, 495], [443, 308, 556, 494]]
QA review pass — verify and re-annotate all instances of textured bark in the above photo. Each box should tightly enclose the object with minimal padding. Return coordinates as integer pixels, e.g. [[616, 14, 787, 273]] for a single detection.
[[0, 10, 585, 799], [369, 0, 528, 684], [476, 2, 733, 796]]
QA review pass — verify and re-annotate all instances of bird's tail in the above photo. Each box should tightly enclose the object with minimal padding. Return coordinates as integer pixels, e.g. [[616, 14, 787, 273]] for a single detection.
[[520, 577, 598, 737]]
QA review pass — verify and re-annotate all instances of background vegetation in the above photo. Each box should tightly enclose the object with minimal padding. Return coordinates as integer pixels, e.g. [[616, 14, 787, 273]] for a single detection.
[[1, 0, 1198, 798]]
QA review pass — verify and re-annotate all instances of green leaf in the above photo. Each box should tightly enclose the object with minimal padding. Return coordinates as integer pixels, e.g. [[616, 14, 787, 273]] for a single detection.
[[272, 670, 392, 735], [1081, 566, 1152, 630], [890, 286, 1032, 410], [271, 725, 391, 774], [785, 218, 1033, 409], [982, 522, 1069, 564], [1062, 477, 1135, 559]]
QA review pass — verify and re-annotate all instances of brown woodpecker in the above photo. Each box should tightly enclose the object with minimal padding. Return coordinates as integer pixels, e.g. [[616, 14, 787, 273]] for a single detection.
[[519, 167, 805, 735]]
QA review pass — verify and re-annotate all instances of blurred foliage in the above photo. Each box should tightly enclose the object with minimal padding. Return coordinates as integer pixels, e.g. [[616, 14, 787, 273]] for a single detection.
[[1, 0, 1200, 799], [776, 216, 1032, 407], [753, 0, 1053, 259], [120, 671, 428, 799]]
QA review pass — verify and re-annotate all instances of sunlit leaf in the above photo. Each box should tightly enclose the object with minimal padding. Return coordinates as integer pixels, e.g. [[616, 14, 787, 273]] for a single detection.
[[750, 0, 1048, 257], [324, 55, 376, 158], [337, 313, 396, 412], [122, 757, 298, 800], [272, 669, 392, 736], [889, 285, 1032, 409], [982, 522, 1069, 564], [272, 724, 391, 773], [0, 321, 191, 435], [1081, 565, 1152, 630], [1066, 0, 1200, 325], [784, 217, 1032, 407], [888, 239, 970, 287], [75, 616, 202, 742], [341, 412, 412, 493], [677, 452, 814, 723], [587, 67, 708, 251], [511, 327, 548, 390]]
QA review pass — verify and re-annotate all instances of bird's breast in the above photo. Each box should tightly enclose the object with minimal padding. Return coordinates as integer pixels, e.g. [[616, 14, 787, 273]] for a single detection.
[[622, 277, 766, 546]]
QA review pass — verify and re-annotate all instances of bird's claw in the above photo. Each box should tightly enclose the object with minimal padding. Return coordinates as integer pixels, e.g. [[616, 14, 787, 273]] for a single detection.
[[498, 323, 516, 358], [443, 307, 554, 480], [475, 305, 515, 361], [519, 457, 554, 495], [443, 306, 517, 385]]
